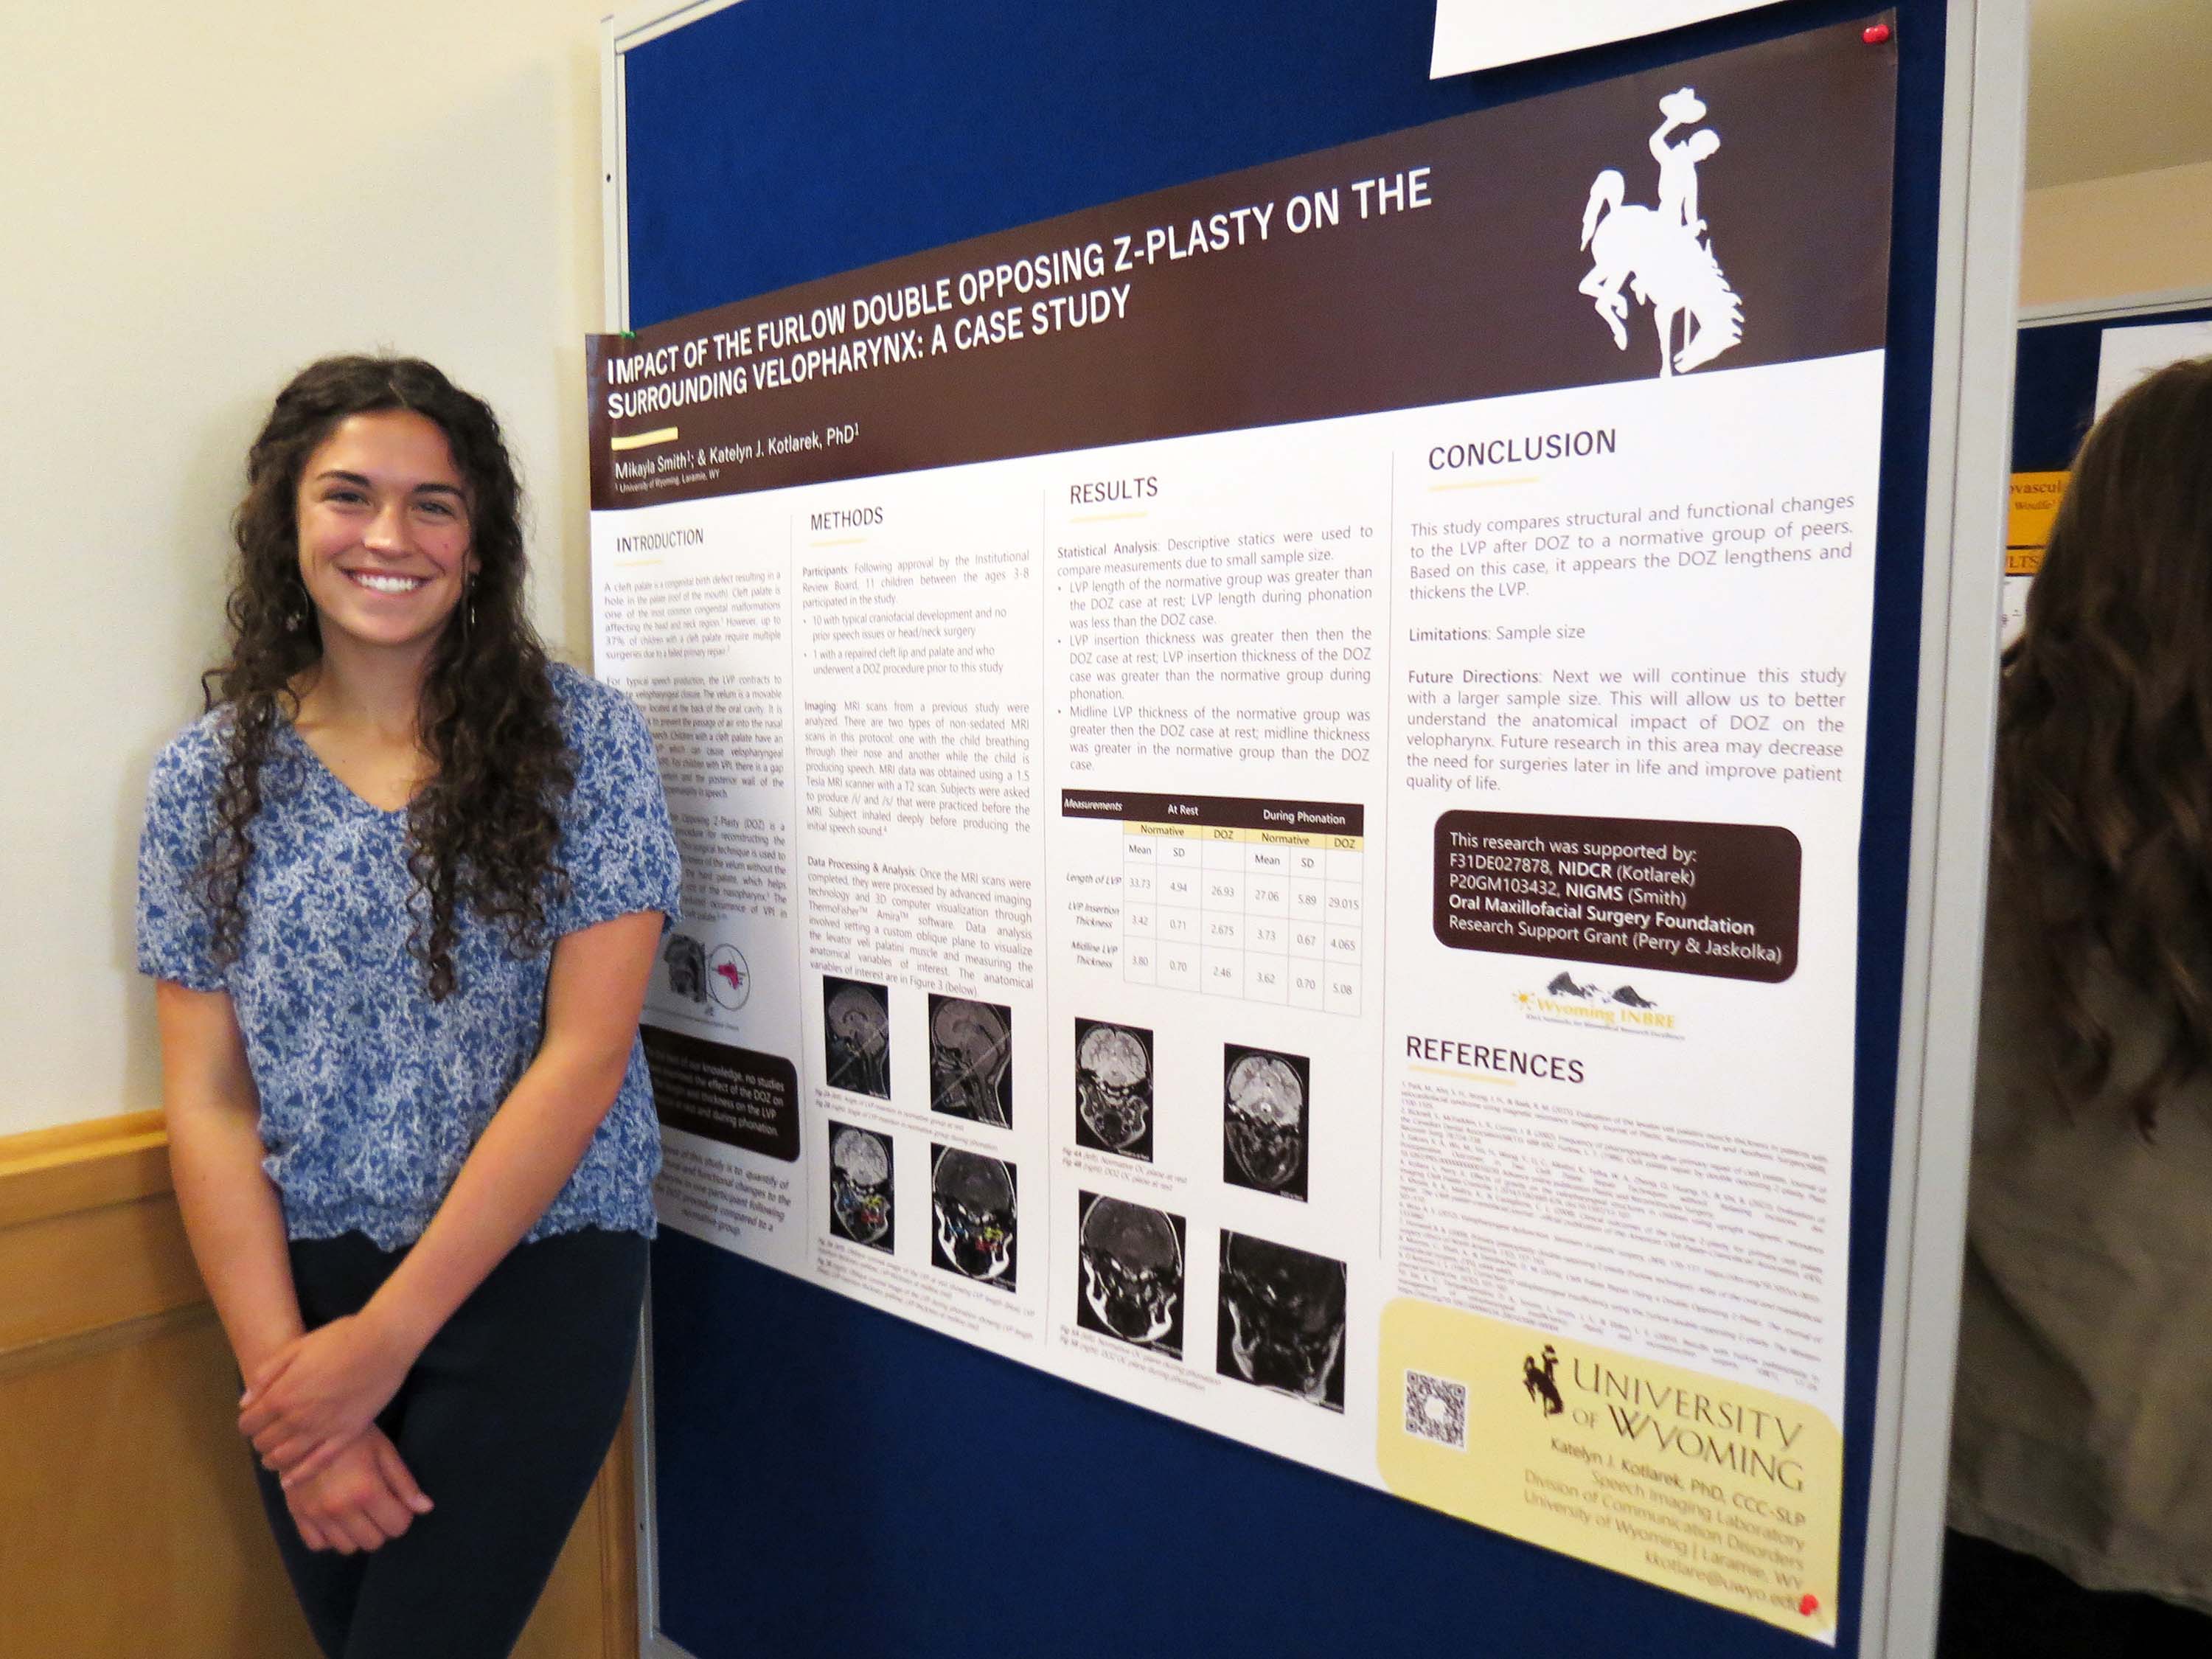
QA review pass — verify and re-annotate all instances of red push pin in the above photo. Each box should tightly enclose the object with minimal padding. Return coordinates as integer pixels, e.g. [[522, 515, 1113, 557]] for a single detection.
[[1800, 1592, 1821, 1617], [1863, 23, 1892, 44]]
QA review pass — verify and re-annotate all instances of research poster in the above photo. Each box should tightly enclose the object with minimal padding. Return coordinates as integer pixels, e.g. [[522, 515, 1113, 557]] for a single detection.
[[590, 22, 1895, 1641], [2004, 471, 2061, 646]]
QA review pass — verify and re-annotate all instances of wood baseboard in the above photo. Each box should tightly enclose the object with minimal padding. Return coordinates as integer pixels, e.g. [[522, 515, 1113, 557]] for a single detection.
[[0, 1110, 171, 1229], [0, 1111, 639, 1659]]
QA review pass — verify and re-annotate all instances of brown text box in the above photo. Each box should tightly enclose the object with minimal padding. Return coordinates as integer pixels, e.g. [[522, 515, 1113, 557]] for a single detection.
[[643, 1028, 801, 1161], [1433, 810, 1800, 983]]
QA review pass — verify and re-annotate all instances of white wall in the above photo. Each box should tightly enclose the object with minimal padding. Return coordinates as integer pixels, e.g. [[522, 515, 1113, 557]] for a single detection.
[[2019, 159, 2212, 307], [0, 1, 614, 1135]]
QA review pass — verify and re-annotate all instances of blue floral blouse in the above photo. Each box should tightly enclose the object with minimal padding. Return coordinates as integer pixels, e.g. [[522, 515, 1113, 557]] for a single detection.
[[136, 664, 679, 1248]]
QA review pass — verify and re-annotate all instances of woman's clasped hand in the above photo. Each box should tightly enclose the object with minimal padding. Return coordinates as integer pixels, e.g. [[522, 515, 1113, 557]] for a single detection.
[[240, 1308, 421, 1486], [282, 1428, 434, 1555]]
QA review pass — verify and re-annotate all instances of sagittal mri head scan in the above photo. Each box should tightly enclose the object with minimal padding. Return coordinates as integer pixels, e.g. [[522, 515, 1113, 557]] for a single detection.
[[663, 933, 708, 1005], [1216, 1232, 1347, 1411], [930, 1147, 1017, 1290], [1222, 1046, 1310, 1200], [827, 1124, 894, 1252], [823, 978, 891, 1099], [1074, 1018, 1152, 1158], [929, 995, 1012, 1127], [1077, 1194, 1186, 1356]]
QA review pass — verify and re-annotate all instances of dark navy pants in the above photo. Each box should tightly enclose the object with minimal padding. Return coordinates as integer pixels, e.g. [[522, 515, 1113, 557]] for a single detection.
[[253, 1228, 648, 1659]]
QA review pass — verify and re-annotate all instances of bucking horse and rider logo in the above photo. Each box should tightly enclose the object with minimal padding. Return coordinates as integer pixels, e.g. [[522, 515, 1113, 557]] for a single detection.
[[1523, 1343, 1565, 1416], [1580, 87, 1743, 378]]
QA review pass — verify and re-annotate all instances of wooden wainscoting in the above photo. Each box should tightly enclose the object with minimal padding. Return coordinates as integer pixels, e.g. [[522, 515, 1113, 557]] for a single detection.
[[0, 1113, 639, 1659]]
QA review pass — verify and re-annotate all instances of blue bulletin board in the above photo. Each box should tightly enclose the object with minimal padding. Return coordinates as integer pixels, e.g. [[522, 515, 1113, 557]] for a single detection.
[[2014, 295, 2212, 474], [599, 3, 2025, 1654]]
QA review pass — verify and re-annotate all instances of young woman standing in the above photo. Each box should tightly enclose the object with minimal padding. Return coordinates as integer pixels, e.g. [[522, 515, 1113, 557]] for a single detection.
[[138, 355, 678, 1658], [1943, 357, 2212, 1655]]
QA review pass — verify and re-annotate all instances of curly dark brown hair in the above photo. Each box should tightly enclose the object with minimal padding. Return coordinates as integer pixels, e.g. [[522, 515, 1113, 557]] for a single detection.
[[1995, 354, 2212, 1134], [200, 355, 572, 999]]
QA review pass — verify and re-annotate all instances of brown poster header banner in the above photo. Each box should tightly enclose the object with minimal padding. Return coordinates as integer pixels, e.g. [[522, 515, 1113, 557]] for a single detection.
[[590, 19, 1894, 510]]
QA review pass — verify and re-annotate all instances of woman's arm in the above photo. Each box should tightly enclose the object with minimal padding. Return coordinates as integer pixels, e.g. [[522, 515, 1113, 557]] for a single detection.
[[160, 982, 434, 1547], [156, 981, 307, 1379], [240, 908, 664, 1481]]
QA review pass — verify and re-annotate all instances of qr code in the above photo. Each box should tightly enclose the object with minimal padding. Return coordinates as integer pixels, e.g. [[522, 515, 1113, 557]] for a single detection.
[[1404, 1369, 1467, 1450]]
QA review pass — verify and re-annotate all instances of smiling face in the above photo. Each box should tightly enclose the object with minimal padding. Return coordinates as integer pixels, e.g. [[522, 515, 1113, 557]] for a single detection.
[[294, 410, 476, 659]]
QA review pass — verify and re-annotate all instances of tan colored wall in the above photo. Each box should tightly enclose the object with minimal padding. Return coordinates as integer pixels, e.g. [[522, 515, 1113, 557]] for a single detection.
[[0, 0, 613, 1136], [2020, 159, 2212, 308], [0, 1113, 638, 1658]]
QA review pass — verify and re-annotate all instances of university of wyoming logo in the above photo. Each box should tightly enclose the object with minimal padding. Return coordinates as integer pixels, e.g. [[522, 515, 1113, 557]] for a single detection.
[[1523, 1343, 1565, 1416], [1579, 87, 1743, 378]]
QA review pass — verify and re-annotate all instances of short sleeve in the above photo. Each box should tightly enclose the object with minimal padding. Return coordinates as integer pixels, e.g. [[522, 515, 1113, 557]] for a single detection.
[[136, 727, 226, 991], [552, 678, 682, 936]]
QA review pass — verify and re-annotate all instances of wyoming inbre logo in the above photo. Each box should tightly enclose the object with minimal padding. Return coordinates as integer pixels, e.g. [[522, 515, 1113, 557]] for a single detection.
[[1519, 970, 1676, 1036], [1542, 970, 1658, 1011], [1579, 88, 1743, 378]]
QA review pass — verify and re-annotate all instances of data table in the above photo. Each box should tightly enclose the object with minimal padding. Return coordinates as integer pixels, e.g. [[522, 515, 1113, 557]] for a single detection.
[[1060, 791, 1365, 1014]]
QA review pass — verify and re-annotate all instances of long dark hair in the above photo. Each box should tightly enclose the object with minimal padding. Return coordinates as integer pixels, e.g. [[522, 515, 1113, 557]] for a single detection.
[[1994, 355, 2212, 1133], [200, 355, 572, 998]]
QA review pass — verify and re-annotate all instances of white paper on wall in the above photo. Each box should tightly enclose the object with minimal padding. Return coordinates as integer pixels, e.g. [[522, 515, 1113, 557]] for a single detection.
[[1430, 0, 1788, 79], [2093, 317, 2212, 419]]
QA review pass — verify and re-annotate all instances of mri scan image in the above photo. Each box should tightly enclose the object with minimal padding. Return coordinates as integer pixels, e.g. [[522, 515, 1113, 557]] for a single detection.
[[1077, 1194, 1186, 1357], [929, 995, 1013, 1127], [663, 933, 709, 1006], [823, 977, 891, 1099], [1222, 1046, 1310, 1200], [1074, 1018, 1153, 1160], [930, 1147, 1017, 1290], [1215, 1232, 1346, 1411], [827, 1123, 894, 1253]]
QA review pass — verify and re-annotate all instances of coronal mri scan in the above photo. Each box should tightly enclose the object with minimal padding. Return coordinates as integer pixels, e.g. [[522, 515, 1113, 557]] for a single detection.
[[1077, 1194, 1186, 1356], [1215, 1232, 1347, 1411], [823, 977, 892, 1099], [929, 995, 1013, 1127], [930, 1146, 1018, 1290], [1222, 1045, 1310, 1200], [1074, 1018, 1153, 1159], [827, 1123, 894, 1252]]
